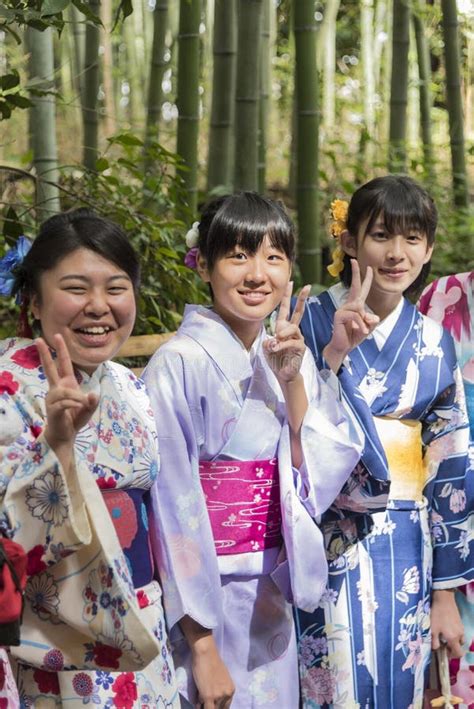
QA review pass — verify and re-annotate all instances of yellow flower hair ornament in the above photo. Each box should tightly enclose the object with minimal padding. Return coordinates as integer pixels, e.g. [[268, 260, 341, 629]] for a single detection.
[[327, 199, 349, 277]]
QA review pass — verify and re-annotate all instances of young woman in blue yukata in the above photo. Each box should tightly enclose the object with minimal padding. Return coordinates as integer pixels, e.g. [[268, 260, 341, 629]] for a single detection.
[[295, 175, 473, 709]]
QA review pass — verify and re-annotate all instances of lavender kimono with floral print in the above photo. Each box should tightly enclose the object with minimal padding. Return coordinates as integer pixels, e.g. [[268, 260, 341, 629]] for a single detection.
[[0, 337, 179, 708], [144, 305, 364, 708]]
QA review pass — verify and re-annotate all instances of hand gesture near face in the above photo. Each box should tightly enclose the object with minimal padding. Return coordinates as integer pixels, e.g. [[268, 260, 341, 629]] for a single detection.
[[323, 260, 379, 373], [263, 282, 311, 384], [36, 335, 98, 456]]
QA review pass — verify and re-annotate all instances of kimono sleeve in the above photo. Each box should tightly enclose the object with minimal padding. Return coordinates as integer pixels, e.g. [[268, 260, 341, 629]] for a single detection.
[[296, 350, 365, 517], [422, 364, 473, 589], [143, 345, 222, 632], [271, 351, 364, 612], [0, 387, 91, 571]]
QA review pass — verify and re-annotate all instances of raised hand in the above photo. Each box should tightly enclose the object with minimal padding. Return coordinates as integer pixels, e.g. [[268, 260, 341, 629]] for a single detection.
[[36, 335, 98, 453], [323, 260, 379, 372], [263, 281, 311, 384]]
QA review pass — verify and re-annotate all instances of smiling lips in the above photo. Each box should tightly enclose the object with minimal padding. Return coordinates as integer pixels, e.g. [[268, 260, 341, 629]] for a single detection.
[[379, 268, 408, 278], [238, 290, 270, 304]]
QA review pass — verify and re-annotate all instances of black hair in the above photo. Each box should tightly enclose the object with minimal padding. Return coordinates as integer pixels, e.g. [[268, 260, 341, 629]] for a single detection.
[[340, 175, 437, 297], [13, 208, 140, 301], [197, 191, 296, 271]]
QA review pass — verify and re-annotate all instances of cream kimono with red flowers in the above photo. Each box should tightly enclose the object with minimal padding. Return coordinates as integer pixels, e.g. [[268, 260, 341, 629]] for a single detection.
[[0, 338, 179, 708]]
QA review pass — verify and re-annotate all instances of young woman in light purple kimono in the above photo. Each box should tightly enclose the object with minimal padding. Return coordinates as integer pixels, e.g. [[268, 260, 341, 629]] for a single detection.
[[144, 192, 380, 708]]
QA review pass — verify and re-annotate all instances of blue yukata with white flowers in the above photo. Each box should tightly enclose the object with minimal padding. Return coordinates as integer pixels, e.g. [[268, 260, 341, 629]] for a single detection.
[[295, 284, 473, 709]]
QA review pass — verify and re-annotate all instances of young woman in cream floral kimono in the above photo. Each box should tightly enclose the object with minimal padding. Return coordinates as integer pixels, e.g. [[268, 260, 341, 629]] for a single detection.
[[0, 210, 179, 707]]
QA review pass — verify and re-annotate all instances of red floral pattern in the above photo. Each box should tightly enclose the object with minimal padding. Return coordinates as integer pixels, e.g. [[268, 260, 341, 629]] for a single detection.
[[11, 344, 41, 369], [33, 668, 60, 695], [91, 642, 122, 669], [27, 545, 47, 576], [112, 672, 137, 708], [0, 371, 19, 395], [96, 476, 117, 490], [136, 590, 150, 608]]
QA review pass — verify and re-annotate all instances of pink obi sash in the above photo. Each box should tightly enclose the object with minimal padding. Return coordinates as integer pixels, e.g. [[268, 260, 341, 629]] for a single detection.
[[199, 458, 283, 555]]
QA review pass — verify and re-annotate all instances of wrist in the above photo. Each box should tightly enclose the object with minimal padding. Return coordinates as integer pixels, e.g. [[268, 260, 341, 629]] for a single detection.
[[322, 345, 345, 374]]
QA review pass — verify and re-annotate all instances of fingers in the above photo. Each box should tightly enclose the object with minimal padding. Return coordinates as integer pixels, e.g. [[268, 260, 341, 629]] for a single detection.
[[36, 338, 60, 386], [359, 265, 374, 303], [290, 285, 311, 327], [348, 259, 361, 300], [276, 281, 293, 325], [53, 334, 75, 380]]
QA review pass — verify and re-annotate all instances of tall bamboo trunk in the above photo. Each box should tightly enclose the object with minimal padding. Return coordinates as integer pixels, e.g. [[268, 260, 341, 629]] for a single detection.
[[101, 0, 116, 137], [82, 0, 101, 171], [146, 0, 170, 145], [68, 3, 85, 102], [207, 0, 237, 191], [440, 0, 469, 207], [258, 0, 271, 192], [294, 0, 320, 284], [412, 1, 434, 181], [123, 15, 143, 128], [234, 0, 263, 191], [361, 0, 375, 161], [388, 0, 410, 172], [319, 0, 340, 132], [176, 0, 202, 217], [25, 26, 60, 217]]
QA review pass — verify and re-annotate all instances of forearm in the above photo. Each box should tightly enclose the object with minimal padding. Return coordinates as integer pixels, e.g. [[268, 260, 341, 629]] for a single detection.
[[279, 374, 308, 469], [322, 344, 345, 374]]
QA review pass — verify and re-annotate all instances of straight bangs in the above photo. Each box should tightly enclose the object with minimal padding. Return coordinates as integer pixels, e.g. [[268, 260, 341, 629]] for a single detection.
[[204, 192, 295, 269], [349, 177, 437, 244]]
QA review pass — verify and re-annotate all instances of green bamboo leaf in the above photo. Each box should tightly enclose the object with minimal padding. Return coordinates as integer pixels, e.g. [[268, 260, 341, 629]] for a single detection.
[[41, 0, 70, 16], [95, 157, 109, 172], [113, 134, 143, 147], [0, 71, 20, 90], [6, 94, 32, 108]]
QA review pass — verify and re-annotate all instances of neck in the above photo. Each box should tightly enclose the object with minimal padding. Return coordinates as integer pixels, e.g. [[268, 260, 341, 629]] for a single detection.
[[212, 307, 262, 350], [365, 290, 403, 321]]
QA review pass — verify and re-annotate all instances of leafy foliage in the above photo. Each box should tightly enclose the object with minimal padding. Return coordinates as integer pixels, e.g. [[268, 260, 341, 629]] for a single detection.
[[0, 134, 207, 339]]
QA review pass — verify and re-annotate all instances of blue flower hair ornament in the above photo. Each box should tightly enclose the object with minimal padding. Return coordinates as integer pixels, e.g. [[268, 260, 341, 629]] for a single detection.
[[0, 236, 32, 300]]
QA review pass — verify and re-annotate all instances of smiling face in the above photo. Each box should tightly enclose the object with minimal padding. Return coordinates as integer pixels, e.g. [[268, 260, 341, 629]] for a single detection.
[[198, 235, 292, 347], [31, 248, 136, 373], [341, 214, 433, 317]]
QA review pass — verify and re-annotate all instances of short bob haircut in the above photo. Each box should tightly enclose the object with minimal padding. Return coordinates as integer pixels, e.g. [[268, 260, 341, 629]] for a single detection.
[[340, 175, 437, 297], [13, 208, 140, 301], [197, 191, 296, 270]]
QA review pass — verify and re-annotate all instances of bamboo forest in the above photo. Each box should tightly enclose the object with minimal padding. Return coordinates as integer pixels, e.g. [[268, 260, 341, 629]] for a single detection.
[[0, 0, 472, 337]]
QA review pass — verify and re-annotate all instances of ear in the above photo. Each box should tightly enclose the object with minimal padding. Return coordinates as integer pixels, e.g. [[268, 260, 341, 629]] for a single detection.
[[196, 251, 211, 282], [340, 230, 357, 258], [30, 293, 41, 320], [423, 243, 434, 264]]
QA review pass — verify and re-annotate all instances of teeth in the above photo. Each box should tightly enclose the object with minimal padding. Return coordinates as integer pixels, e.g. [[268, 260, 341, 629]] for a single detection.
[[79, 327, 110, 335]]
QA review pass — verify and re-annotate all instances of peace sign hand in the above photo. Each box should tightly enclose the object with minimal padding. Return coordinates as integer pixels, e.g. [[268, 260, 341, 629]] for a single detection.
[[36, 334, 98, 454], [323, 259, 379, 372], [263, 282, 311, 384]]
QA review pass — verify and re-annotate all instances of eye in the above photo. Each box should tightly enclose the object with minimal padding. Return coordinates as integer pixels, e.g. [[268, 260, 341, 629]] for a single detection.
[[406, 233, 422, 243], [228, 251, 247, 260], [268, 253, 285, 261], [370, 230, 387, 240], [64, 286, 86, 293], [108, 286, 128, 293]]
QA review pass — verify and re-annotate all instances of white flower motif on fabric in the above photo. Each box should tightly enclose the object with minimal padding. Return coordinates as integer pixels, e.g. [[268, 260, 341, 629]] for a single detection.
[[25, 469, 68, 526], [396, 566, 420, 605], [358, 368, 387, 402]]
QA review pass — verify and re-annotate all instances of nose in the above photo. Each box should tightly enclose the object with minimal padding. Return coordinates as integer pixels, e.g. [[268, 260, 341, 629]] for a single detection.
[[84, 289, 110, 316], [244, 255, 267, 285], [386, 236, 405, 261]]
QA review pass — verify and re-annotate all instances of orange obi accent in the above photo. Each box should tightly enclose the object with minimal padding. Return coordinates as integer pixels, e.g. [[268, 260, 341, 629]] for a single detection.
[[373, 417, 427, 501]]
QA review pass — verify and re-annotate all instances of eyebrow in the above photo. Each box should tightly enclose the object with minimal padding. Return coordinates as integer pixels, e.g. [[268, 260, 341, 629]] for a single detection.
[[59, 274, 131, 283]]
